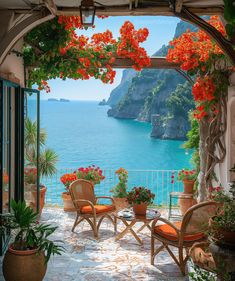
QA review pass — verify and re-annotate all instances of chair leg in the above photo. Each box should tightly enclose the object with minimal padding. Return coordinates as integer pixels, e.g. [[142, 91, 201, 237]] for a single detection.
[[93, 217, 98, 238], [114, 215, 117, 232], [178, 247, 187, 276], [151, 237, 165, 265], [72, 213, 83, 232]]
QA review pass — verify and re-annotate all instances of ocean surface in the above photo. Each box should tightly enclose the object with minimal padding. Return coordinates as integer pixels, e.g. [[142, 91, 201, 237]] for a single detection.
[[30, 100, 193, 205]]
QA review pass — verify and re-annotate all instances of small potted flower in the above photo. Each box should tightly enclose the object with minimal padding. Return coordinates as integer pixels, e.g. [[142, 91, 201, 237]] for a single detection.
[[127, 186, 155, 215], [178, 169, 197, 193], [60, 172, 77, 212], [76, 165, 105, 186], [111, 168, 129, 211]]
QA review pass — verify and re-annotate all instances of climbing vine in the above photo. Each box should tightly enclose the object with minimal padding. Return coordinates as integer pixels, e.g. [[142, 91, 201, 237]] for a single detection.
[[166, 16, 233, 200], [23, 16, 150, 92]]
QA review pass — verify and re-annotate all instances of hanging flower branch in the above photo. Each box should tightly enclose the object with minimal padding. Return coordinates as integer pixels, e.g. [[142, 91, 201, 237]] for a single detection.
[[166, 16, 233, 200], [23, 16, 150, 92]]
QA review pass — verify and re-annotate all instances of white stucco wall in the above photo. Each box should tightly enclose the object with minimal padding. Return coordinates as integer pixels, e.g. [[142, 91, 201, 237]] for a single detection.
[[0, 39, 25, 86], [218, 73, 235, 192]]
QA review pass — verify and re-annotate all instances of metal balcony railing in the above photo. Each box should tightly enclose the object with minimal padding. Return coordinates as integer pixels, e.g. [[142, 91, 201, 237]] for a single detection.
[[43, 169, 183, 207]]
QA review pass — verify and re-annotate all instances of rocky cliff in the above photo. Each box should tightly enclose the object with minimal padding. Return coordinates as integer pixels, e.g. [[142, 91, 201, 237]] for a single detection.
[[107, 20, 198, 140]]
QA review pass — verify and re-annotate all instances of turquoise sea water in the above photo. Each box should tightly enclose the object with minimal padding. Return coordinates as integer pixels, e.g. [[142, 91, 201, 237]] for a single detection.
[[40, 100, 192, 170], [38, 100, 192, 205]]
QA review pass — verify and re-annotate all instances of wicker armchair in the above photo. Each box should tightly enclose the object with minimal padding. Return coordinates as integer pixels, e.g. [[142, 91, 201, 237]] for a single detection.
[[69, 179, 116, 238], [151, 201, 218, 275]]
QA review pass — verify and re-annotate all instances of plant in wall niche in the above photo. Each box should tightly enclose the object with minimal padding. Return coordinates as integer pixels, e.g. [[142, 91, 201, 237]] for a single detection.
[[166, 15, 233, 200], [23, 17, 150, 92], [1, 200, 64, 281]]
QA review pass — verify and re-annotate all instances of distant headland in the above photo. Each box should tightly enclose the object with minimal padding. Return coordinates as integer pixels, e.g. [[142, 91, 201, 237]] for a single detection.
[[48, 98, 70, 102]]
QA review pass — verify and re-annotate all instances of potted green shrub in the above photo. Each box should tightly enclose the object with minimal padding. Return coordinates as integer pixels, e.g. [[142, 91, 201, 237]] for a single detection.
[[1, 200, 64, 281], [111, 168, 129, 211], [208, 187, 235, 246], [24, 118, 58, 214], [127, 186, 155, 215]]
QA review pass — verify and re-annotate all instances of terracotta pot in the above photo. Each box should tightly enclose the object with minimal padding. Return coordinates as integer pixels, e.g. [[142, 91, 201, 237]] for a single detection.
[[133, 202, 148, 215], [31, 186, 47, 215], [209, 217, 235, 246], [3, 246, 47, 281], [62, 192, 76, 212], [183, 180, 195, 194], [113, 197, 129, 211], [178, 195, 196, 215]]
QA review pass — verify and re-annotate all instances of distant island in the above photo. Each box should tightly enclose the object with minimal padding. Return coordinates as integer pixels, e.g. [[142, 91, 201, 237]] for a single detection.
[[98, 99, 107, 106], [48, 98, 70, 102]]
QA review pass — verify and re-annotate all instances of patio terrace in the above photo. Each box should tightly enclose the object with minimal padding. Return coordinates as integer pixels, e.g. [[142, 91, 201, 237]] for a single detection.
[[0, 206, 189, 281]]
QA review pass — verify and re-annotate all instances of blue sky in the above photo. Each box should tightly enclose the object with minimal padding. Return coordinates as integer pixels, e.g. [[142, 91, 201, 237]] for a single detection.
[[40, 16, 180, 101]]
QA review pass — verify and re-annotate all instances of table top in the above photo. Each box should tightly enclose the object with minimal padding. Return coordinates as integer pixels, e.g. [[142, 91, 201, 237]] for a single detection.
[[116, 208, 161, 222]]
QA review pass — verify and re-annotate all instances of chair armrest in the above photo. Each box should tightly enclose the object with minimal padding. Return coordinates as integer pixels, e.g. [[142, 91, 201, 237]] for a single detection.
[[73, 199, 96, 214], [95, 196, 115, 205], [151, 217, 180, 237]]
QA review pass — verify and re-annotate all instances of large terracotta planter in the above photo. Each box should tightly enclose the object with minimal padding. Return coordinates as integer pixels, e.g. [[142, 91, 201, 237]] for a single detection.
[[113, 197, 129, 211], [3, 246, 47, 281], [133, 202, 148, 215], [62, 192, 76, 212], [178, 194, 196, 215], [183, 180, 195, 193]]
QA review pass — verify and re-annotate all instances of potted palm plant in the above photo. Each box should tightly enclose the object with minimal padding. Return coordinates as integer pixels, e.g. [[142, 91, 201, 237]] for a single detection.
[[111, 168, 129, 211], [127, 186, 155, 215], [1, 200, 64, 281], [24, 118, 58, 214]]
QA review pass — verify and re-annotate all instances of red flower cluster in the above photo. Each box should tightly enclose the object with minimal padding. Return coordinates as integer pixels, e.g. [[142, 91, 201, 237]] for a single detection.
[[38, 80, 50, 93], [166, 16, 225, 73], [76, 165, 105, 185], [60, 173, 77, 190], [3, 171, 9, 186], [166, 16, 226, 121], [117, 21, 150, 70], [178, 169, 197, 181], [127, 186, 155, 205]]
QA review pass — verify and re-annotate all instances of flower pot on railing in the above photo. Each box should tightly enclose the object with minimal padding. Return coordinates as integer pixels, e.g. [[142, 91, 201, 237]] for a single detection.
[[183, 180, 195, 194], [61, 192, 76, 212]]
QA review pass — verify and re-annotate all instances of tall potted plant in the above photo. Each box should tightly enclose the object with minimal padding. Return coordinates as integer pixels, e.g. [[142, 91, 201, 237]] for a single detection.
[[111, 168, 129, 211], [127, 186, 155, 215], [1, 200, 64, 281], [24, 118, 58, 214]]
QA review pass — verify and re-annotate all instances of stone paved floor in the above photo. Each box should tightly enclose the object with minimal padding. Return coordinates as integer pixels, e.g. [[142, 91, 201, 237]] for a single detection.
[[1, 207, 189, 281]]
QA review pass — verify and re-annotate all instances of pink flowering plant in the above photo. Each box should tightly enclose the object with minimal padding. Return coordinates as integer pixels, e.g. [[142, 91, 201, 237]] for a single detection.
[[111, 168, 128, 198], [127, 187, 155, 205], [76, 165, 105, 185], [177, 169, 197, 181]]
